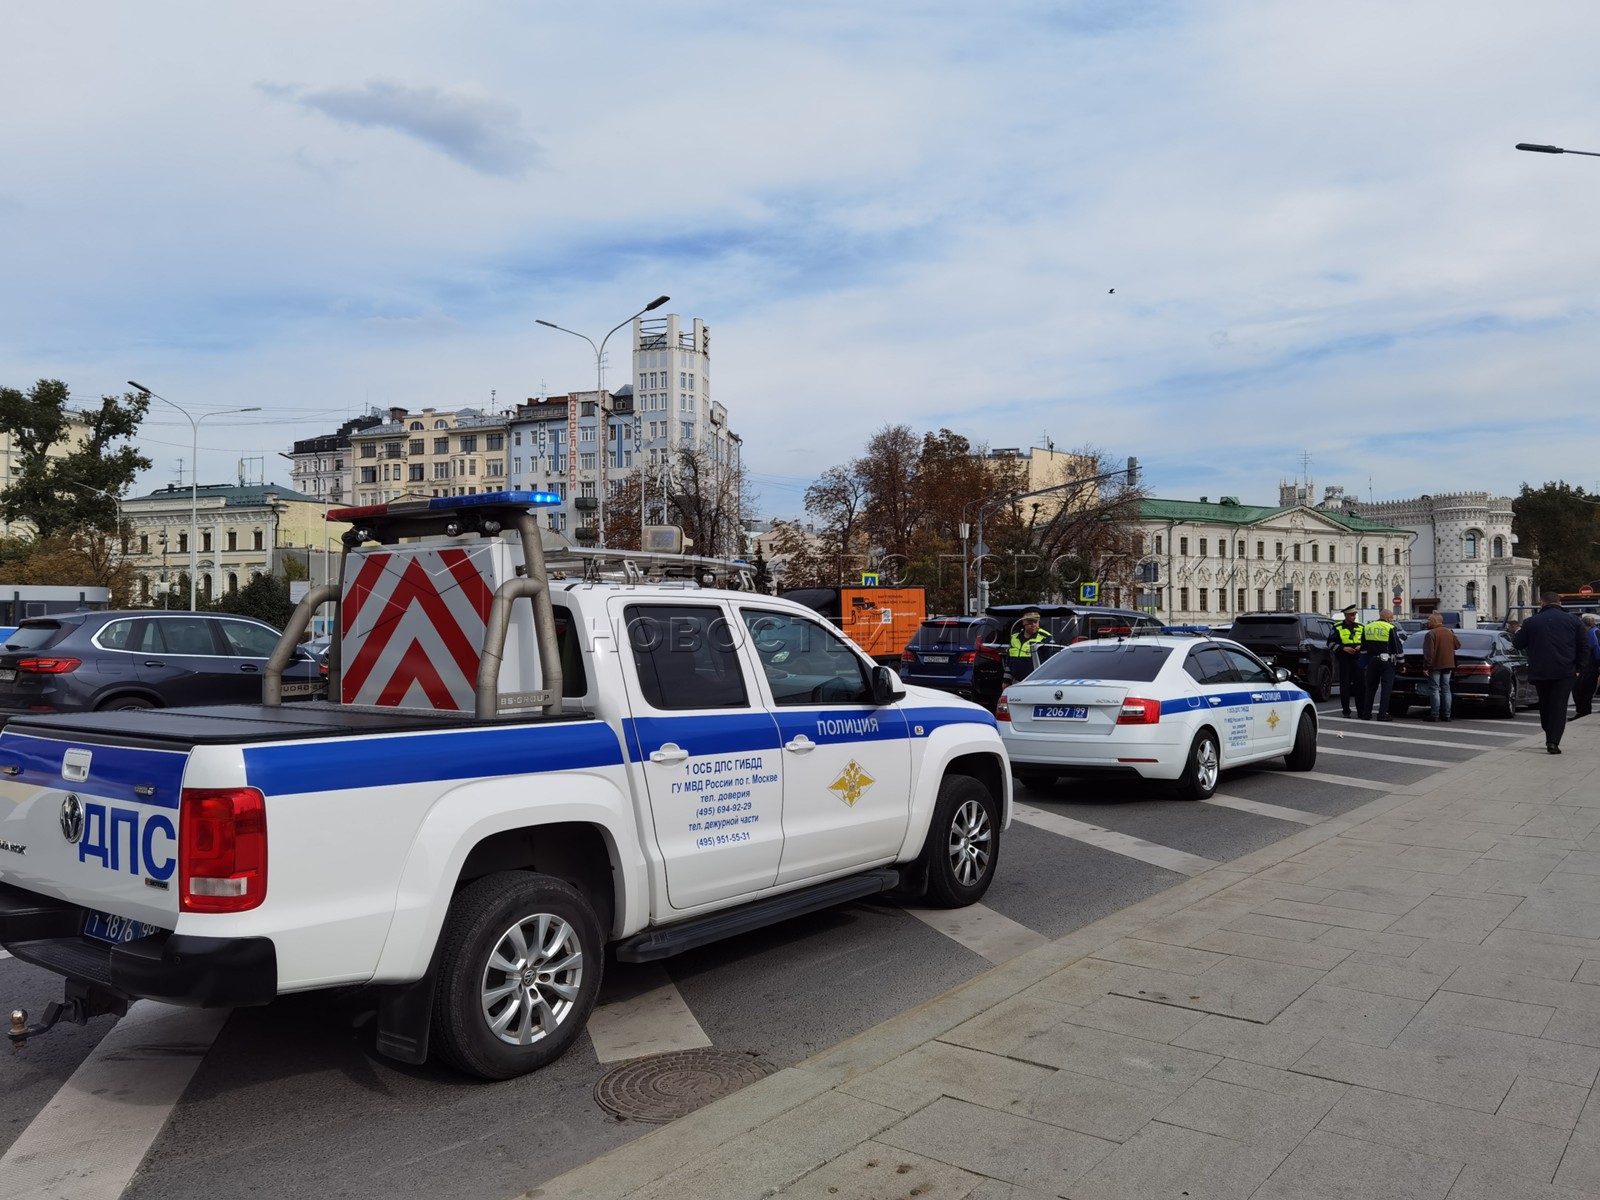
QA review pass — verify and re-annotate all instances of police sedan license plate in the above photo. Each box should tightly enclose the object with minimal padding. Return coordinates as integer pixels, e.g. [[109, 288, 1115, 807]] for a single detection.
[[1033, 705, 1089, 720], [922, 655, 950, 663], [83, 910, 163, 945]]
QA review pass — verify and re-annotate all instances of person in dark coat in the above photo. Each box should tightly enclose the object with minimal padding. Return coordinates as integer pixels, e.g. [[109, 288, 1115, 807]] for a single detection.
[[1575, 614, 1600, 719], [1513, 591, 1593, 754]]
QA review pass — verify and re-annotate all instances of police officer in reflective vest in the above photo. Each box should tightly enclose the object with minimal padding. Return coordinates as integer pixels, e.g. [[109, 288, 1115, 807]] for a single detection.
[[1330, 605, 1367, 718], [1008, 610, 1050, 682], [1363, 608, 1405, 722]]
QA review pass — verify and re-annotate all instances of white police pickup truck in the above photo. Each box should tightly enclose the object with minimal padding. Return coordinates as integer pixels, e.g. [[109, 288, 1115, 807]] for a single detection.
[[0, 492, 1008, 1079]]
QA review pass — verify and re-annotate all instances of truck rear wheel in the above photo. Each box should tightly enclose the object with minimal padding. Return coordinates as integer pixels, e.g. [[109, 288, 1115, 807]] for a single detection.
[[431, 871, 603, 1080], [919, 775, 999, 908]]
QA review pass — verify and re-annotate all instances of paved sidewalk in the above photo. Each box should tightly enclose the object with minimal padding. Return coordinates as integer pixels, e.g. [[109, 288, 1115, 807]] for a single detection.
[[537, 721, 1600, 1200]]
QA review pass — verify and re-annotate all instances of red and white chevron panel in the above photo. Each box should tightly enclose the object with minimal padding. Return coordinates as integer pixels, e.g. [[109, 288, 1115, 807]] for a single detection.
[[339, 545, 496, 709]]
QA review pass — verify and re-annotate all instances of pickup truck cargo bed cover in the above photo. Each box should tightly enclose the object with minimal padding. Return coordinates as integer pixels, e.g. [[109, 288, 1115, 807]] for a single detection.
[[0, 702, 587, 749]]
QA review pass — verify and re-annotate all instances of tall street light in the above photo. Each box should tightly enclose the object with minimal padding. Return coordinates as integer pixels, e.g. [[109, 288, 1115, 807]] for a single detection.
[[535, 295, 669, 548], [128, 382, 261, 610], [1516, 143, 1600, 158]]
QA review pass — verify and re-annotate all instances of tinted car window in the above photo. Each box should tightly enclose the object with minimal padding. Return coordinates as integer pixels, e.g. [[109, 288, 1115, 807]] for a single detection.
[[909, 620, 990, 649], [218, 619, 281, 657], [1184, 645, 1234, 684], [742, 609, 871, 706], [1029, 642, 1171, 683], [1221, 647, 1276, 684], [4, 621, 67, 651], [625, 604, 748, 710], [1232, 618, 1300, 634], [157, 617, 219, 656]]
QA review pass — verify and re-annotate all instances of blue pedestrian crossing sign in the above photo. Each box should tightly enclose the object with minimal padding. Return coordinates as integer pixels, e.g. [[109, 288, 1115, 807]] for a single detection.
[[1079, 582, 1100, 603], [861, 572, 880, 587]]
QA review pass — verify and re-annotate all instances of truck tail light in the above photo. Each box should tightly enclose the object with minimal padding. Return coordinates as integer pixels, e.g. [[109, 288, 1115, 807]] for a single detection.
[[16, 657, 81, 674], [180, 787, 267, 913], [995, 695, 1011, 721], [1117, 697, 1162, 725]]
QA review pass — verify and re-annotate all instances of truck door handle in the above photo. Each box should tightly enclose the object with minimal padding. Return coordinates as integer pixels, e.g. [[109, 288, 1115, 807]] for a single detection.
[[650, 743, 689, 764], [784, 735, 816, 754]]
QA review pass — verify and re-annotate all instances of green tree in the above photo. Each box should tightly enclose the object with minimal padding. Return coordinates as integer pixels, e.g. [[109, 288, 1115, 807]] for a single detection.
[[0, 379, 151, 538], [207, 573, 295, 628], [1513, 482, 1600, 593]]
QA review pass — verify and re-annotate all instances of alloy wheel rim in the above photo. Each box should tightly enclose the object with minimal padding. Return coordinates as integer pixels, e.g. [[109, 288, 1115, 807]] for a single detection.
[[1197, 740, 1219, 790], [947, 798, 992, 886], [480, 912, 584, 1046]]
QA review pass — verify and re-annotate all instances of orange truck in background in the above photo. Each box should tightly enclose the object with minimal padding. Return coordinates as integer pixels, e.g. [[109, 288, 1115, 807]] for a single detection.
[[780, 586, 928, 666]]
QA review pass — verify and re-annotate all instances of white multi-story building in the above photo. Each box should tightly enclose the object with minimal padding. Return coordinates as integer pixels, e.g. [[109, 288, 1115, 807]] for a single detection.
[[347, 407, 509, 508], [1128, 492, 1413, 624], [1351, 489, 1533, 619]]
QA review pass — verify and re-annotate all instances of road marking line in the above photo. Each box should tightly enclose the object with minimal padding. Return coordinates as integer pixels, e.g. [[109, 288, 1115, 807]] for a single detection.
[[1012, 803, 1219, 877], [903, 902, 1048, 964], [1270, 769, 1402, 792], [0, 1001, 228, 1200], [1323, 728, 1488, 752], [1317, 711, 1526, 738], [1318, 745, 1458, 768], [1204, 793, 1326, 825], [587, 967, 712, 1063]]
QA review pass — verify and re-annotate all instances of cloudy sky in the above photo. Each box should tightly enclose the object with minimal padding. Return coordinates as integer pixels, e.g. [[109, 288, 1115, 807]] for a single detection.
[[4, 1, 1597, 519]]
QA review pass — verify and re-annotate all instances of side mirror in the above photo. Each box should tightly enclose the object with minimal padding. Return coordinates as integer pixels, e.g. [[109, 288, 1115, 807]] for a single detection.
[[870, 664, 905, 705], [1274, 667, 1293, 683]]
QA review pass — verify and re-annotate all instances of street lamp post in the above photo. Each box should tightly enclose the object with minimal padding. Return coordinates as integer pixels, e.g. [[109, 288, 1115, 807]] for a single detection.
[[1516, 143, 1600, 158], [128, 382, 260, 610], [535, 296, 669, 549]]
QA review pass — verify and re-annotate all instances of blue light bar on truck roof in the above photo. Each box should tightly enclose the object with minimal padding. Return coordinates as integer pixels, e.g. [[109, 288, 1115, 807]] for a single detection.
[[327, 490, 563, 523]]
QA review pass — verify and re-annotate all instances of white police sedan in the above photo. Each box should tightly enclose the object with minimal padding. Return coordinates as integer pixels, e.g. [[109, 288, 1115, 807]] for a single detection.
[[997, 634, 1317, 799]]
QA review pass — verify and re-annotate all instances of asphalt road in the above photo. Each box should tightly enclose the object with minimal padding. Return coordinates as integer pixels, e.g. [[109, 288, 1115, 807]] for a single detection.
[[0, 705, 1535, 1200]]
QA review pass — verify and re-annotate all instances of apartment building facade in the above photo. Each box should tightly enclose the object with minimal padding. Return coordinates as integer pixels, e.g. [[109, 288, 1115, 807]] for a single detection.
[[346, 407, 510, 509]]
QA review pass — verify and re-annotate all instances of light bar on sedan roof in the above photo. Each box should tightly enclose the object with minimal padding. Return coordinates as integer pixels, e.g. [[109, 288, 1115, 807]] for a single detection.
[[327, 490, 563, 522]]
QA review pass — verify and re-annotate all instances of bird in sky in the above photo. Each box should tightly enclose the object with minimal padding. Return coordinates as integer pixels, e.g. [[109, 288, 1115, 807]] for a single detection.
[[1108, 288, 1115, 294]]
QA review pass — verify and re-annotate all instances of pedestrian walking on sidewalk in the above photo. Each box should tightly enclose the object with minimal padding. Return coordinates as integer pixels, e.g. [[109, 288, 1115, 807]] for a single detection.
[[1575, 613, 1600, 719], [1330, 605, 1366, 718], [1513, 591, 1593, 753], [1421, 612, 1460, 722], [1363, 608, 1405, 721]]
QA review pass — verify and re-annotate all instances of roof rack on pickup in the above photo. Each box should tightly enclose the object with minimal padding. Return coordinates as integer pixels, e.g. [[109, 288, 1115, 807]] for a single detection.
[[543, 547, 757, 590]]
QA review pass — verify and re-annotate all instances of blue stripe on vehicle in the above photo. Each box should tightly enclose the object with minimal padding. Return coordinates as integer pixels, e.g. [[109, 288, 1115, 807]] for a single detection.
[[0, 733, 188, 809], [624, 713, 782, 762], [1158, 689, 1308, 715], [903, 705, 999, 733], [770, 707, 911, 747], [243, 721, 627, 797]]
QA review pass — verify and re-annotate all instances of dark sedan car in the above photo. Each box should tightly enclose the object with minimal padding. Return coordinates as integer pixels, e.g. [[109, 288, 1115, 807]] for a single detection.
[[899, 616, 1005, 709], [1389, 629, 1534, 718], [0, 611, 326, 713]]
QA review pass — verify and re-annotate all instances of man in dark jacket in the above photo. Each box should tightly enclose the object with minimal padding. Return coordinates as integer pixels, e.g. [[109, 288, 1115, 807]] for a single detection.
[[1513, 592, 1593, 754]]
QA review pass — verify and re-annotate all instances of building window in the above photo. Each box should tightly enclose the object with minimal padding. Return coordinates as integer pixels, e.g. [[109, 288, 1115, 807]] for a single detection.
[[1180, 587, 1189, 610], [140, 534, 149, 554], [1276, 542, 1283, 559], [1311, 591, 1319, 612], [409, 439, 424, 455], [1180, 537, 1189, 556], [202, 531, 212, 552], [360, 467, 377, 483], [1292, 544, 1301, 561], [468, 460, 477, 476], [1361, 591, 1370, 609], [433, 437, 448, 455], [1238, 588, 1247, 611], [384, 441, 402, 459], [1465, 582, 1478, 608], [1132, 533, 1145, 555], [177, 532, 188, 553], [409, 464, 424, 482], [360, 443, 376, 458], [1257, 589, 1266, 610], [1311, 544, 1319, 562], [253, 531, 263, 551], [409, 421, 423, 431], [1493, 536, 1505, 557], [579, 452, 596, 470], [1328, 544, 1336, 562], [459, 434, 478, 453], [1197, 538, 1206, 556], [1465, 532, 1478, 559], [227, 530, 237, 551], [228, 573, 239, 592], [1378, 547, 1386, 565], [1217, 589, 1227, 612], [434, 420, 448, 429], [1198, 588, 1208, 612], [580, 427, 595, 443], [434, 462, 450, 479], [1361, 546, 1369, 564], [1154, 535, 1163, 555], [1256, 541, 1264, 559], [487, 433, 504, 451]]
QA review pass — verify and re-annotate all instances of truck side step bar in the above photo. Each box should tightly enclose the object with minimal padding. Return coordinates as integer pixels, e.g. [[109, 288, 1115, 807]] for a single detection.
[[613, 869, 901, 963]]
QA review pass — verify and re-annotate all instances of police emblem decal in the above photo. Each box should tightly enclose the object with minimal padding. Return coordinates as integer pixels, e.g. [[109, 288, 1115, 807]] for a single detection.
[[60, 793, 84, 843], [829, 761, 876, 807]]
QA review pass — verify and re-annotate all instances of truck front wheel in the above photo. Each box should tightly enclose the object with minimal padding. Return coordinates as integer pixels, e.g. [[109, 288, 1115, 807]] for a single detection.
[[919, 776, 999, 908], [431, 871, 603, 1080]]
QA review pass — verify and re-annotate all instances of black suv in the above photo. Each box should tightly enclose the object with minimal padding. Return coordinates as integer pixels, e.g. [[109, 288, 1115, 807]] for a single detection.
[[0, 611, 325, 713], [1224, 612, 1338, 700]]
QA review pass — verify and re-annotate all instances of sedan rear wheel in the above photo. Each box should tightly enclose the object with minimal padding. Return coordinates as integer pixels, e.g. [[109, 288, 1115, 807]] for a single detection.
[[1175, 730, 1220, 801], [1284, 710, 1317, 771]]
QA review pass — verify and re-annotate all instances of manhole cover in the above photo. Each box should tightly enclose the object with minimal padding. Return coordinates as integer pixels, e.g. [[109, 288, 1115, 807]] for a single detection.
[[594, 1048, 773, 1123]]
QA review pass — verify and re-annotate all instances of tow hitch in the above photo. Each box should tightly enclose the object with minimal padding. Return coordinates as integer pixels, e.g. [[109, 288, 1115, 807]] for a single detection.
[[9, 985, 128, 1048]]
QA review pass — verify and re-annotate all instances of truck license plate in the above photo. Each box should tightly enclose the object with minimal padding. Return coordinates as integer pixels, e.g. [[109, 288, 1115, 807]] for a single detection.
[[83, 910, 164, 946], [1034, 705, 1089, 720]]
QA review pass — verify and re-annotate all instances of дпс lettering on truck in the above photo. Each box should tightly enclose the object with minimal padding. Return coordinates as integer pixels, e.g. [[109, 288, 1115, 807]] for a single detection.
[[0, 490, 1010, 1079]]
